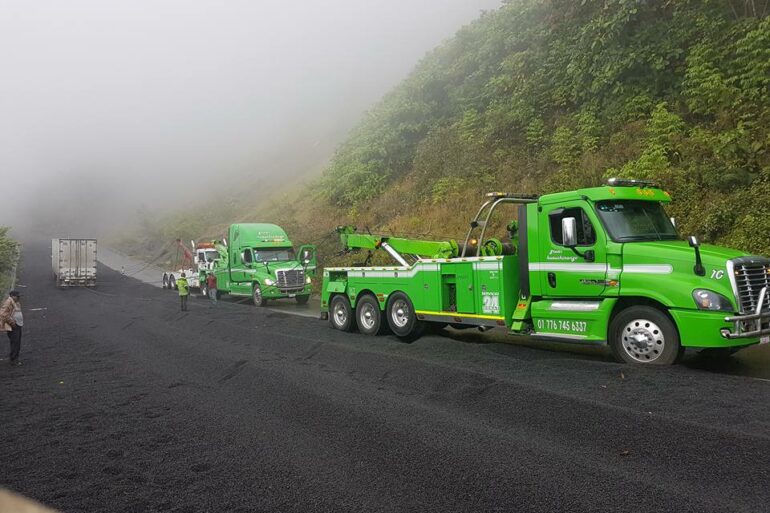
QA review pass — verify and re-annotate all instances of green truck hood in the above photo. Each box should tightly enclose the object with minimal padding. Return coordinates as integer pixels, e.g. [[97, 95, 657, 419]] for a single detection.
[[623, 240, 747, 267], [619, 241, 750, 311]]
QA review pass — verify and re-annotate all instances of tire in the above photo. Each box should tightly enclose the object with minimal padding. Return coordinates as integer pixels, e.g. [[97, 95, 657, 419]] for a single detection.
[[386, 292, 425, 342], [162, 274, 168, 289], [329, 295, 354, 332], [169, 276, 177, 290], [253, 283, 268, 307], [295, 294, 310, 305], [355, 294, 384, 336], [201, 283, 209, 298], [609, 306, 681, 365]]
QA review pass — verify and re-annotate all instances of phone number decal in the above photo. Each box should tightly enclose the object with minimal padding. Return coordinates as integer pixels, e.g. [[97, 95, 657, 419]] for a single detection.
[[536, 319, 587, 333]]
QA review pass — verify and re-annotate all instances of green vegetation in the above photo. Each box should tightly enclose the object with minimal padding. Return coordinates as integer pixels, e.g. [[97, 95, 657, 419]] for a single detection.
[[130, 0, 770, 268], [316, 0, 770, 255], [0, 227, 19, 294]]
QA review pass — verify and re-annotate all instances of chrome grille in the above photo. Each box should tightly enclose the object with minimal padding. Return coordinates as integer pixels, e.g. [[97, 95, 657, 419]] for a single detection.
[[276, 268, 305, 290], [729, 257, 770, 313]]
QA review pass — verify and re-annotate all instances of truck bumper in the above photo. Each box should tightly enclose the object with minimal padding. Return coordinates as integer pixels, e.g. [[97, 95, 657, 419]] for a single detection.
[[721, 310, 770, 340], [669, 309, 761, 348], [262, 284, 312, 299], [58, 278, 96, 287]]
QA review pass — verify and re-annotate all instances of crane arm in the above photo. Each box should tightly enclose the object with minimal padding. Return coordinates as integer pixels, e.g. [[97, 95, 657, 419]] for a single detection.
[[336, 226, 459, 260]]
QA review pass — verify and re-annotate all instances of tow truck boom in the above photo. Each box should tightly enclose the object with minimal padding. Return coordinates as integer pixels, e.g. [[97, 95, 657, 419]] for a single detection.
[[336, 226, 459, 264]]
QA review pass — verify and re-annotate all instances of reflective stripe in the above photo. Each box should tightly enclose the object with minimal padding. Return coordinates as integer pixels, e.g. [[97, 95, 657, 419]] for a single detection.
[[528, 263, 674, 275], [329, 260, 499, 278], [529, 263, 607, 272], [549, 301, 601, 312], [415, 310, 504, 321], [532, 332, 588, 340], [623, 264, 673, 274]]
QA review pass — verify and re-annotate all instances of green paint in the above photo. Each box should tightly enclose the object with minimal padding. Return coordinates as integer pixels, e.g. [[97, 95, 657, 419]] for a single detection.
[[322, 183, 770, 362], [206, 223, 315, 303]]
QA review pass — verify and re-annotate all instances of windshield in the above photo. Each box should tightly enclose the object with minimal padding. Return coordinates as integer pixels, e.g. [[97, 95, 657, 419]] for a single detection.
[[253, 247, 295, 262], [204, 250, 218, 262], [596, 200, 679, 242]]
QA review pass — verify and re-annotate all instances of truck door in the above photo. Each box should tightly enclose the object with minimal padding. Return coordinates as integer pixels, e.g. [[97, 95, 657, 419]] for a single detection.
[[538, 202, 607, 297], [229, 247, 253, 295], [297, 245, 317, 269]]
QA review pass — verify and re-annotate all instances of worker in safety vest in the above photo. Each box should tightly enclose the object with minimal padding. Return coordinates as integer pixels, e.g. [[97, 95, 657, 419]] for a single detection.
[[177, 273, 190, 312]]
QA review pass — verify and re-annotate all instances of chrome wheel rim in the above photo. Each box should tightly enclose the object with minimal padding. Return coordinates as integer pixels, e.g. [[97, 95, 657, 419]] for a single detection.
[[622, 318, 665, 363], [359, 303, 377, 330], [333, 301, 347, 326], [254, 287, 262, 304], [391, 299, 409, 328]]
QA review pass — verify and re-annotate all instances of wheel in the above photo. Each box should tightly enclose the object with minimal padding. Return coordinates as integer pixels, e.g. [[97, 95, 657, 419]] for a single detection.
[[201, 283, 209, 298], [355, 294, 384, 336], [295, 294, 310, 305], [169, 276, 177, 290], [162, 274, 168, 289], [386, 292, 425, 342], [609, 306, 681, 365], [253, 284, 268, 307], [329, 295, 354, 332]]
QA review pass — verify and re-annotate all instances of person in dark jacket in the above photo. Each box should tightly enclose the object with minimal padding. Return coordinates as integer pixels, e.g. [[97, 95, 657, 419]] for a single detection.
[[206, 272, 218, 305], [0, 290, 24, 365]]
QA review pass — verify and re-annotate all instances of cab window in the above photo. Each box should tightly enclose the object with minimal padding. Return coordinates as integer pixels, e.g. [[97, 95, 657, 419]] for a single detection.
[[549, 207, 596, 246]]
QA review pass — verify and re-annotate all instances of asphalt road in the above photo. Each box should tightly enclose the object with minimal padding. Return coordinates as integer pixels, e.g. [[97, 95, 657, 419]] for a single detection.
[[2, 240, 770, 513]]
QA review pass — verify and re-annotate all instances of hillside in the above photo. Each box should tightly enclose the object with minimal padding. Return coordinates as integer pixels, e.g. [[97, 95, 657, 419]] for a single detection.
[[121, 0, 770, 268]]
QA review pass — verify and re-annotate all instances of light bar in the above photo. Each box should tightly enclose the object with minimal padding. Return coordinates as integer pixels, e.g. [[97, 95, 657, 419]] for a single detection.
[[607, 178, 659, 188]]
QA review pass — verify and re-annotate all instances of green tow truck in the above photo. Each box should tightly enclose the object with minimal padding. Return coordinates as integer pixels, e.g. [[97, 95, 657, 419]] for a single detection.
[[206, 223, 316, 306], [320, 179, 770, 364]]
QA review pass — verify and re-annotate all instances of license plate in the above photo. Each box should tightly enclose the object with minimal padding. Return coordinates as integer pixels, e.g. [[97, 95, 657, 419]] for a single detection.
[[288, 294, 296, 298], [761, 336, 769, 345]]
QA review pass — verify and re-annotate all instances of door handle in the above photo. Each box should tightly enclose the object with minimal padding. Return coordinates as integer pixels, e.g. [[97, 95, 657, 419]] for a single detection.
[[548, 272, 557, 288]]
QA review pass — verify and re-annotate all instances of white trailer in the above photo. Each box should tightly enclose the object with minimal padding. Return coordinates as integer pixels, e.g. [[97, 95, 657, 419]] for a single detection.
[[52, 238, 97, 287]]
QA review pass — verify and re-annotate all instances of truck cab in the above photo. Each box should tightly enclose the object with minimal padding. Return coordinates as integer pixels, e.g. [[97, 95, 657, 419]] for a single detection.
[[321, 180, 769, 364], [521, 180, 768, 363], [211, 223, 316, 306]]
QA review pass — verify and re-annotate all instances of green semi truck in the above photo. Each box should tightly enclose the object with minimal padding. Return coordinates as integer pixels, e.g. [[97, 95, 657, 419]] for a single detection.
[[205, 223, 316, 306], [320, 179, 770, 365]]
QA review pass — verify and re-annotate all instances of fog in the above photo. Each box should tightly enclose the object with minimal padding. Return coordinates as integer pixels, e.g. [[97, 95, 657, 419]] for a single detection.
[[0, 0, 502, 236]]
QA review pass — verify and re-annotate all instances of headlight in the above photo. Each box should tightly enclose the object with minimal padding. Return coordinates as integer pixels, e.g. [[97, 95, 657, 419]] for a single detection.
[[264, 278, 274, 286], [693, 289, 733, 312], [306, 277, 312, 284]]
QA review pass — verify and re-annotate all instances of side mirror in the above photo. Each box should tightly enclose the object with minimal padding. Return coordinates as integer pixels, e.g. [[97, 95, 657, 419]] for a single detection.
[[670, 217, 677, 228], [688, 235, 700, 248], [562, 217, 578, 247]]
